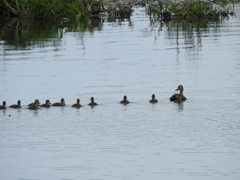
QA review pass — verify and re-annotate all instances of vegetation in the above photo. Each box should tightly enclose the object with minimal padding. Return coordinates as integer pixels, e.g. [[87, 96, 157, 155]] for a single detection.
[[0, 0, 135, 19], [0, 0, 235, 20], [146, 0, 233, 20], [0, 0, 105, 19]]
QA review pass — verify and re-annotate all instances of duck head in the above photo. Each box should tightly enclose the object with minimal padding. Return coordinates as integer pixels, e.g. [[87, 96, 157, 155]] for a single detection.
[[17, 100, 21, 106], [152, 94, 155, 99], [61, 98, 65, 104], [34, 99, 40, 105], [175, 85, 184, 94], [46, 100, 51, 105], [34, 100, 39, 107]]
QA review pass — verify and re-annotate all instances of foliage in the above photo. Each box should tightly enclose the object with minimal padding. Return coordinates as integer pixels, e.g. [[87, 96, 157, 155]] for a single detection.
[[0, 0, 90, 19], [147, 0, 231, 20]]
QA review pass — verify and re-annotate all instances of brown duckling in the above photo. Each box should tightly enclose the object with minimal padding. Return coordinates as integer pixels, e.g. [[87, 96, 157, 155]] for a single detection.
[[170, 85, 187, 102], [120, 95, 130, 104], [72, 98, 82, 108], [28, 100, 40, 110], [52, 98, 65, 106], [88, 97, 98, 106], [149, 94, 158, 103], [9, 100, 21, 108], [28, 99, 40, 106], [40, 100, 51, 108], [0, 101, 7, 109]]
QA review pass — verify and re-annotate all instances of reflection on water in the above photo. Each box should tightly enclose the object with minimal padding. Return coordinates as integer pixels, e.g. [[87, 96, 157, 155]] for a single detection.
[[0, 17, 102, 50], [0, 14, 227, 51], [0, 7, 240, 180]]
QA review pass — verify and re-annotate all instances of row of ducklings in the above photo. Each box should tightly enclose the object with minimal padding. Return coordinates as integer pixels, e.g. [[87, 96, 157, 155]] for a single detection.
[[0, 85, 187, 109]]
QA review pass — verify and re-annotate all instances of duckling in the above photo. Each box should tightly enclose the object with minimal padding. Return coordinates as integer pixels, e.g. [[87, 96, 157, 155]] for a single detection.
[[9, 100, 21, 108], [149, 94, 158, 103], [0, 101, 7, 109], [120, 95, 130, 104], [72, 98, 82, 108], [28, 100, 40, 110], [88, 97, 98, 106], [170, 85, 187, 102], [52, 98, 65, 106], [28, 99, 40, 106], [40, 100, 51, 108]]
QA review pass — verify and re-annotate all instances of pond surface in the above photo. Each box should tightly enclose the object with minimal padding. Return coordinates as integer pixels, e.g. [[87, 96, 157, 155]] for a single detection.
[[0, 7, 240, 180]]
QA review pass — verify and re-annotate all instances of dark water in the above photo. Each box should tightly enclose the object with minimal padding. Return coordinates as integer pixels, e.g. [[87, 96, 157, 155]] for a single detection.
[[0, 7, 240, 180]]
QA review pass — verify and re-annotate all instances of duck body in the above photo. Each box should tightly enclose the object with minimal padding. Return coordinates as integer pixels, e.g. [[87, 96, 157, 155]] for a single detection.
[[9, 100, 21, 108], [88, 97, 98, 106], [28, 99, 40, 106], [28, 99, 41, 109], [0, 101, 7, 109], [40, 100, 51, 108], [170, 94, 187, 102], [28, 105, 39, 110], [28, 101, 40, 110], [120, 95, 130, 104], [149, 94, 158, 103], [72, 99, 82, 108], [170, 85, 187, 102], [174, 94, 185, 103], [52, 98, 65, 106]]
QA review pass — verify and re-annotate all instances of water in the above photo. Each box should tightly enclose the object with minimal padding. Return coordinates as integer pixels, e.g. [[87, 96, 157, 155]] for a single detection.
[[1, 7, 240, 180]]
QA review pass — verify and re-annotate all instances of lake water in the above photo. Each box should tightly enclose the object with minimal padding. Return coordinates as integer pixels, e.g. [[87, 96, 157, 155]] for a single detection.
[[0, 7, 240, 180]]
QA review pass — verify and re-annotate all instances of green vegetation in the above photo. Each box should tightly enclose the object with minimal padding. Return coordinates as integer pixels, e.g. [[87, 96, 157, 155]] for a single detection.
[[0, 0, 134, 19], [147, 0, 233, 20], [0, 0, 105, 19]]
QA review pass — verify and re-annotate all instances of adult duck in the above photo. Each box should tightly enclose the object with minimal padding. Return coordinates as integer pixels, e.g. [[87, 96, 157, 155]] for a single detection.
[[88, 97, 98, 106], [149, 94, 158, 103], [72, 99, 82, 108], [170, 85, 187, 102], [52, 98, 65, 106], [9, 100, 21, 108], [0, 101, 6, 109], [40, 100, 51, 108], [120, 95, 130, 104]]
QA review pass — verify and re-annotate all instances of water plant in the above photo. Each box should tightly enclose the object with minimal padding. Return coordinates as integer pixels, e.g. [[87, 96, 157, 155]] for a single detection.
[[146, 0, 232, 20]]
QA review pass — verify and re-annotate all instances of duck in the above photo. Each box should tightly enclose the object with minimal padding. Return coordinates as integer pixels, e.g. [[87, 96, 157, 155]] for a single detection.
[[120, 95, 130, 104], [72, 98, 82, 108], [149, 94, 158, 103], [28, 100, 40, 110], [9, 100, 21, 108], [169, 85, 187, 102], [52, 98, 65, 106], [40, 100, 51, 108], [88, 97, 98, 106], [0, 101, 7, 109], [28, 99, 40, 106]]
